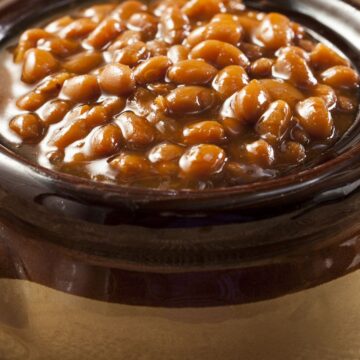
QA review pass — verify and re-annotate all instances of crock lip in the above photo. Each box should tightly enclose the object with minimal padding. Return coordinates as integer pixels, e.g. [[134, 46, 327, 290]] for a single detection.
[[0, 0, 359, 206]]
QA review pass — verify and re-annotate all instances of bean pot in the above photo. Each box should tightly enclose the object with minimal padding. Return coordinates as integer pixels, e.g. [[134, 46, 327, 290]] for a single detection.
[[0, 0, 360, 359]]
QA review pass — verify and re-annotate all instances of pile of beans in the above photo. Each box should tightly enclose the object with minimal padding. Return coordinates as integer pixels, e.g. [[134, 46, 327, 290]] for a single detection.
[[6, 0, 360, 189]]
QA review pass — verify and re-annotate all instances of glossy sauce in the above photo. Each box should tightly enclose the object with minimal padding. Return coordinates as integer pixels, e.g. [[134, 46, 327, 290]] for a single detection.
[[0, 0, 359, 190]]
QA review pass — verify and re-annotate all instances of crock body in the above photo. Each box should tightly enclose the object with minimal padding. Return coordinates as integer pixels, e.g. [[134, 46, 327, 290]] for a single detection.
[[1, 171, 360, 359]]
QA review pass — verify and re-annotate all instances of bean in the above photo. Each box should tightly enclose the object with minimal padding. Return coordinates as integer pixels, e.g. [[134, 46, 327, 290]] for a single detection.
[[22, 49, 59, 84], [64, 104, 91, 121], [113, 41, 149, 67], [186, 20, 243, 47], [101, 97, 126, 117], [17, 91, 47, 111], [151, 0, 188, 17], [148, 142, 184, 163], [37, 72, 73, 96], [127, 12, 159, 40], [224, 0, 246, 12], [146, 40, 168, 56], [179, 144, 227, 178], [159, 86, 217, 115], [167, 45, 189, 63], [183, 120, 226, 144], [128, 88, 157, 116], [110, 153, 151, 177], [99, 63, 135, 96], [211, 13, 241, 23], [250, 58, 274, 78], [311, 84, 337, 110], [256, 100, 292, 142], [212, 65, 249, 98], [9, 113, 44, 141], [273, 49, 317, 89], [168, 59, 218, 85], [60, 18, 97, 39], [276, 46, 309, 61], [220, 117, 246, 136], [51, 105, 108, 148], [61, 75, 101, 103], [86, 18, 124, 49], [39, 100, 71, 125], [182, 0, 226, 21], [63, 51, 103, 74], [190, 40, 249, 69], [184, 26, 206, 48], [108, 31, 143, 51], [202, 21, 243, 46], [82, 4, 116, 22], [134, 56, 170, 84], [237, 16, 260, 38], [291, 22, 305, 40], [14, 29, 51, 62], [232, 80, 271, 124], [116, 112, 156, 147], [89, 124, 122, 157], [298, 39, 316, 52], [39, 36, 80, 58], [259, 79, 304, 108], [158, 7, 190, 45], [255, 13, 294, 50], [47, 150, 65, 165], [112, 1, 148, 21], [321, 66, 359, 89], [296, 97, 333, 139], [239, 42, 264, 61], [310, 43, 349, 70], [74, 105, 109, 128], [245, 139, 274, 167], [155, 115, 181, 141], [45, 16, 74, 34], [281, 141, 306, 163]]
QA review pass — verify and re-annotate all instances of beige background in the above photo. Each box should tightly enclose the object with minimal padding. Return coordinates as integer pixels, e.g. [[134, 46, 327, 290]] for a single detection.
[[0, 270, 360, 360]]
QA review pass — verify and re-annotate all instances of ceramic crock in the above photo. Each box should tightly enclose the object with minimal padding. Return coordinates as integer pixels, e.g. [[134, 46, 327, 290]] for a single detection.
[[0, 0, 360, 359]]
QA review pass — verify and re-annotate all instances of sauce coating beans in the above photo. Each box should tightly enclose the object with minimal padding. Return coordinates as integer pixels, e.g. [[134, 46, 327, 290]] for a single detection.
[[3, 0, 360, 190]]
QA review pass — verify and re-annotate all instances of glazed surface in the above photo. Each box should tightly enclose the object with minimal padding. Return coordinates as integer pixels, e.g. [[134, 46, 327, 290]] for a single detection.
[[1, 0, 359, 190]]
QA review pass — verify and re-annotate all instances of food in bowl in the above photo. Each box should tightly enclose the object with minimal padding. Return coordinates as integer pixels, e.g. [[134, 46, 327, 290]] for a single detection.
[[1, 0, 359, 190]]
